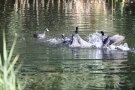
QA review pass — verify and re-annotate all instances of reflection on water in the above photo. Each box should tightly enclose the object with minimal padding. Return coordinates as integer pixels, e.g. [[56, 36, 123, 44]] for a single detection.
[[71, 48, 128, 59], [1, 0, 135, 90], [20, 46, 130, 90]]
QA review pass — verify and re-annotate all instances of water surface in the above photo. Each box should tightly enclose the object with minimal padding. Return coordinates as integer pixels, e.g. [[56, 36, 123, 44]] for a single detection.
[[1, 0, 135, 90]]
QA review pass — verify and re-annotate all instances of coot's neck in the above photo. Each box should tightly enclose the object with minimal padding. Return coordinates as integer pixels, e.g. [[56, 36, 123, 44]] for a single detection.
[[75, 27, 78, 34], [62, 35, 65, 39], [101, 31, 104, 36]]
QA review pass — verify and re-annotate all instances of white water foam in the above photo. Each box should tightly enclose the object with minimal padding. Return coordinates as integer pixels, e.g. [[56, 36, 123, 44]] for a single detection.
[[88, 32, 103, 48], [117, 43, 130, 51], [46, 38, 63, 45]]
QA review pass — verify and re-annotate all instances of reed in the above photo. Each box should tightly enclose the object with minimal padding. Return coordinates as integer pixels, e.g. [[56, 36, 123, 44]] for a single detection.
[[0, 30, 23, 90]]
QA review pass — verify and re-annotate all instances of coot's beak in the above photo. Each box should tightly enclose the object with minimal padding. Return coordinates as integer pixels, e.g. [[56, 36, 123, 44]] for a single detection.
[[46, 28, 49, 32]]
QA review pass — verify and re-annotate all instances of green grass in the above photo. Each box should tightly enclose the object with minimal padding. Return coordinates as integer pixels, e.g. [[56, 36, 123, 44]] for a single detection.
[[0, 30, 23, 90]]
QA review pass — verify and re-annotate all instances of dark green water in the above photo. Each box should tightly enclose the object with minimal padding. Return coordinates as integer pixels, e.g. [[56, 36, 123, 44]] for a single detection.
[[1, 0, 135, 90]]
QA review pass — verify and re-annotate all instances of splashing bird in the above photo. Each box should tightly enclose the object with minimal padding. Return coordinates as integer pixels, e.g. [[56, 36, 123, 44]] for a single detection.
[[61, 34, 72, 44], [100, 31, 125, 46]]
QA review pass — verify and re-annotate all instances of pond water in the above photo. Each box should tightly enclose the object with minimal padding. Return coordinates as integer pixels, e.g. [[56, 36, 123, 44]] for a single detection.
[[1, 0, 135, 90]]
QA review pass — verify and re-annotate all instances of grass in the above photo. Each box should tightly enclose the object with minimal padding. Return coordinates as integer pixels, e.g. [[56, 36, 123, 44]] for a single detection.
[[0, 30, 24, 90]]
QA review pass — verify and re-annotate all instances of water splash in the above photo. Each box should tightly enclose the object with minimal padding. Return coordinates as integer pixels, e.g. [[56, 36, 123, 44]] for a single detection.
[[117, 43, 130, 51], [69, 34, 93, 48], [88, 31, 103, 48], [46, 38, 63, 45], [45, 32, 130, 51], [88, 32, 130, 51]]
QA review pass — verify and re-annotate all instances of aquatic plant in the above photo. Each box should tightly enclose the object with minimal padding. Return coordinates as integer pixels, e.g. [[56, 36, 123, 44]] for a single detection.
[[0, 30, 23, 90]]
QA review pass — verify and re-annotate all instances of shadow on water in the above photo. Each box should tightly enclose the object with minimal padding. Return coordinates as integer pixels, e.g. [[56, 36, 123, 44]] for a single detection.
[[1, 0, 135, 90]]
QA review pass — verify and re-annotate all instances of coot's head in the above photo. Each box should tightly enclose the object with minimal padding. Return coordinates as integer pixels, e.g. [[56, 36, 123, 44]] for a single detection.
[[100, 31, 104, 36], [62, 34, 65, 39], [44, 28, 49, 32], [75, 27, 79, 34]]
